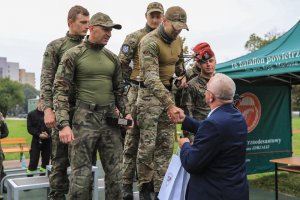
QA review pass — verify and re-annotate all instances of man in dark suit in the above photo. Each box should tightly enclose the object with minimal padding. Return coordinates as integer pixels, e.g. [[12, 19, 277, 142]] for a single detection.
[[27, 99, 51, 175], [175, 73, 249, 200]]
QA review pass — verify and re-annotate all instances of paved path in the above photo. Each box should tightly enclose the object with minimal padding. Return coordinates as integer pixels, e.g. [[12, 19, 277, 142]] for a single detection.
[[3, 159, 27, 169]]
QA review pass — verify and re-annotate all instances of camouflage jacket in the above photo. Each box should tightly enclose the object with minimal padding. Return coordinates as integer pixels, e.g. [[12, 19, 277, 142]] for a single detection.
[[186, 62, 201, 81], [0, 120, 9, 139], [139, 27, 185, 109], [119, 24, 154, 115], [181, 74, 210, 120], [53, 38, 125, 126], [40, 32, 84, 111], [118, 24, 153, 81]]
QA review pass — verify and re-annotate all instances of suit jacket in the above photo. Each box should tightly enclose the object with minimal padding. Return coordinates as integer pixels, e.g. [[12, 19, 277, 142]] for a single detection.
[[180, 103, 249, 200], [27, 108, 51, 140]]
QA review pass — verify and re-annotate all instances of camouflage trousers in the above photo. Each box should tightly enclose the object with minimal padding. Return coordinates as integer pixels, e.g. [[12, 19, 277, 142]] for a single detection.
[[122, 86, 139, 185], [49, 128, 70, 199], [68, 103, 123, 200], [136, 88, 175, 192]]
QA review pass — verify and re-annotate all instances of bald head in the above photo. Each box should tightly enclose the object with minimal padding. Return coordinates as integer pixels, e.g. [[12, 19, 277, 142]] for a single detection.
[[208, 73, 236, 102]]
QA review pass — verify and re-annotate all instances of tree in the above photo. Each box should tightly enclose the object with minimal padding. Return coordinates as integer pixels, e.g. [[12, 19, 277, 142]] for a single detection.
[[0, 78, 24, 117], [22, 84, 39, 113], [292, 85, 300, 111], [245, 30, 300, 111], [244, 30, 282, 52]]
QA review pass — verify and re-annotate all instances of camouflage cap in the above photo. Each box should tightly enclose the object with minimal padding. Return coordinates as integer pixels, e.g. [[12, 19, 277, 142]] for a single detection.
[[90, 12, 122, 30], [146, 2, 164, 14], [165, 6, 189, 31]]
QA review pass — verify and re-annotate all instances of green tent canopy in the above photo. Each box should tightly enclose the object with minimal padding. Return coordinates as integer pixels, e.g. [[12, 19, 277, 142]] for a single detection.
[[215, 21, 300, 174], [217, 20, 300, 84]]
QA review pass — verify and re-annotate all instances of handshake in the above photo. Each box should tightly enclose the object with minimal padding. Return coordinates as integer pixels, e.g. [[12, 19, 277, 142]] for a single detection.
[[167, 105, 185, 124]]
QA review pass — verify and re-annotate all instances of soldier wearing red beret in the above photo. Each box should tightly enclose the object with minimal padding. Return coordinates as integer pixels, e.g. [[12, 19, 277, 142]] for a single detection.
[[181, 42, 216, 141]]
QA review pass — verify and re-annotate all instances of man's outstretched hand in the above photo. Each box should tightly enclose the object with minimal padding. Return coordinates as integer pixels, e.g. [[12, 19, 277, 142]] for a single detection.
[[167, 105, 185, 123]]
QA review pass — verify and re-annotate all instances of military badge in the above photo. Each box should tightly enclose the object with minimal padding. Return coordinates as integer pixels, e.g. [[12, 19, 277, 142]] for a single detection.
[[203, 52, 210, 60], [121, 44, 130, 55]]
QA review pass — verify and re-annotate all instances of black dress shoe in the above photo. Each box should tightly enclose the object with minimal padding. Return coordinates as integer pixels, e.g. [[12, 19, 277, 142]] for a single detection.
[[139, 183, 153, 200]]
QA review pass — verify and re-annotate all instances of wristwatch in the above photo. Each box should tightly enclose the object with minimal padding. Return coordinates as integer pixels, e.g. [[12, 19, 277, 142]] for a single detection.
[[57, 123, 68, 131]]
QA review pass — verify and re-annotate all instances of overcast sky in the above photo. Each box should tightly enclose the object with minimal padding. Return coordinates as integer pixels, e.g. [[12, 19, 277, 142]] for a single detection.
[[0, 0, 299, 89]]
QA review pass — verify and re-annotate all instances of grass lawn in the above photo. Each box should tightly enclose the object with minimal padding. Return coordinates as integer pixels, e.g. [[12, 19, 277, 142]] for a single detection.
[[293, 116, 300, 130], [3, 119, 31, 160]]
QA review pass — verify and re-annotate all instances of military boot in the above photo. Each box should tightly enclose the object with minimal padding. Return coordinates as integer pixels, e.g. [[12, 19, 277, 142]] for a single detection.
[[123, 184, 133, 200], [154, 192, 159, 200], [48, 194, 66, 200], [139, 182, 152, 200]]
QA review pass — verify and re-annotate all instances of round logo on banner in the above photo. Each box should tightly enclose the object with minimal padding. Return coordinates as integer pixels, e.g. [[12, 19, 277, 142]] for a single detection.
[[236, 92, 261, 133]]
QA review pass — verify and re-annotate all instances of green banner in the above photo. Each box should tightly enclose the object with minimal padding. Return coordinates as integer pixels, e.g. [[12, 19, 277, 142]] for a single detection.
[[236, 84, 292, 174]]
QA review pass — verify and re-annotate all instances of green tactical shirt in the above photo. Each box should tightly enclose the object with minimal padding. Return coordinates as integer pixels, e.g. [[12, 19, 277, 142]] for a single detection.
[[118, 24, 153, 81], [139, 27, 185, 109], [40, 32, 84, 111], [53, 37, 125, 126], [181, 74, 210, 120]]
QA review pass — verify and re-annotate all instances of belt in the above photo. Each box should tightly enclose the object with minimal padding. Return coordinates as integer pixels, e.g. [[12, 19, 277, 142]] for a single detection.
[[139, 82, 172, 91], [129, 79, 140, 85], [76, 101, 115, 112], [129, 79, 148, 89]]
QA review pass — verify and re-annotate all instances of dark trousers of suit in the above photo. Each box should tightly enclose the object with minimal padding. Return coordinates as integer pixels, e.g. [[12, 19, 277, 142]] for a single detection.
[[28, 137, 51, 170]]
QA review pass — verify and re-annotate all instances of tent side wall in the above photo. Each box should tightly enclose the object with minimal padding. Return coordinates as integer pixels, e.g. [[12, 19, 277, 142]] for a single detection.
[[234, 80, 292, 174]]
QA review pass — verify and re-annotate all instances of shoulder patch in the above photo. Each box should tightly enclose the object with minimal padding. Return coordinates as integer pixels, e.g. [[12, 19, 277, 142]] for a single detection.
[[121, 44, 130, 55]]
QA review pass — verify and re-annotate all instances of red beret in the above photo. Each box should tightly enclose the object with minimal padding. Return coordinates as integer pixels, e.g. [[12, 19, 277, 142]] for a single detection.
[[193, 42, 215, 62]]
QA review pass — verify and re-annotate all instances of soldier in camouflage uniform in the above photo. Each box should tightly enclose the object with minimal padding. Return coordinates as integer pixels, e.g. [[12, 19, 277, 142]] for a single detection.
[[53, 12, 133, 200], [181, 42, 216, 142], [118, 2, 164, 199], [0, 112, 9, 184], [39, 5, 89, 199], [174, 60, 201, 107], [137, 6, 188, 200], [186, 61, 201, 80]]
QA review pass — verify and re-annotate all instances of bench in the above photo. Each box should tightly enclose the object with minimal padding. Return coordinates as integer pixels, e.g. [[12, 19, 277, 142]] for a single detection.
[[0, 138, 30, 161]]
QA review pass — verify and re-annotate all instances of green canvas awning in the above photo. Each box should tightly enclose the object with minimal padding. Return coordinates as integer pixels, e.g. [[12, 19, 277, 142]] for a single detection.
[[217, 20, 300, 84]]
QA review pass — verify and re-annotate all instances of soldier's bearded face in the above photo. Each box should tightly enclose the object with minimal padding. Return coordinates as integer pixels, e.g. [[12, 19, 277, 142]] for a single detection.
[[164, 20, 182, 39], [69, 14, 90, 36], [146, 12, 163, 29]]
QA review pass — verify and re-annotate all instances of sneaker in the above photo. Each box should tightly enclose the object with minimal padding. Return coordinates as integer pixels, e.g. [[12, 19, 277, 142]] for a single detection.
[[26, 169, 37, 177]]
